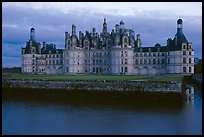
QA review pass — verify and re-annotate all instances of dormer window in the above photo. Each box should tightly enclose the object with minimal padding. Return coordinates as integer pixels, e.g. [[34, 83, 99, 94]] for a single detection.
[[183, 44, 186, 49], [124, 38, 128, 43]]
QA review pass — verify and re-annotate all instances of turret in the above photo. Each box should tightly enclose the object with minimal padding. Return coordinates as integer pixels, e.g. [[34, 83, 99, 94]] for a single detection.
[[115, 24, 119, 34], [72, 24, 76, 36], [167, 38, 172, 46], [30, 27, 35, 41], [135, 34, 142, 48], [120, 20, 124, 34], [177, 18, 183, 34], [103, 18, 107, 32], [174, 18, 188, 46], [92, 27, 96, 37]]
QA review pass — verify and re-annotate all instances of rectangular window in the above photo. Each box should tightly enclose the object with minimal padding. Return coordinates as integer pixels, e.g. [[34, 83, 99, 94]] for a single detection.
[[189, 51, 191, 55], [183, 58, 186, 63], [149, 59, 151, 64], [125, 67, 128, 73], [136, 59, 138, 65], [140, 53, 142, 57], [153, 59, 156, 64], [183, 67, 186, 73], [189, 58, 191, 64], [125, 51, 128, 56], [140, 59, 143, 64], [144, 53, 147, 57], [144, 59, 147, 64], [162, 59, 165, 64], [125, 59, 128, 64], [121, 67, 123, 73], [93, 60, 95, 65], [189, 67, 191, 73], [183, 51, 186, 55]]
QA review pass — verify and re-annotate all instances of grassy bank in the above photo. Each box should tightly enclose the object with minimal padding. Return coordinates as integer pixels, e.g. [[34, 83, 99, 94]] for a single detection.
[[3, 73, 183, 82]]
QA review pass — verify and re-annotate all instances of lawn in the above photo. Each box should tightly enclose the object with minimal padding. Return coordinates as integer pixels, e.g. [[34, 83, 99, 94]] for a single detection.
[[3, 73, 184, 82]]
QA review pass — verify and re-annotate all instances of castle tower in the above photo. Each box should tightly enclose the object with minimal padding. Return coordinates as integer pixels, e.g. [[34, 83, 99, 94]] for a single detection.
[[115, 24, 119, 34], [30, 27, 35, 41], [177, 18, 183, 34], [72, 24, 76, 36], [103, 18, 107, 32], [120, 20, 124, 34], [174, 18, 188, 46], [135, 34, 142, 48]]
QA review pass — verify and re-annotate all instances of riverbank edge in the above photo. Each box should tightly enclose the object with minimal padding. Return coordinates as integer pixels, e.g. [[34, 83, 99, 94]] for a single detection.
[[2, 79, 182, 93], [2, 87, 183, 105]]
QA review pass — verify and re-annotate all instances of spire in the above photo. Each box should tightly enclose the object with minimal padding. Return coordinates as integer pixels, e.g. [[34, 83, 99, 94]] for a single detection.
[[177, 17, 183, 33], [103, 18, 107, 32], [104, 18, 106, 24], [72, 24, 76, 35], [30, 27, 35, 41]]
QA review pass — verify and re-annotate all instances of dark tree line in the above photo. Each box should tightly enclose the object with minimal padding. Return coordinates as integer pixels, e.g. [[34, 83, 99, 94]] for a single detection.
[[2, 67, 21, 73], [194, 59, 202, 74]]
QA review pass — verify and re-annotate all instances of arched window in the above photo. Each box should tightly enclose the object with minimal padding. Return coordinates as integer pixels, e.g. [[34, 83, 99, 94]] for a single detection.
[[124, 38, 128, 43]]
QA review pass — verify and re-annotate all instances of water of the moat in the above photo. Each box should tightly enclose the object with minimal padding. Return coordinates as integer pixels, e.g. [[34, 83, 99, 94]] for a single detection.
[[2, 88, 202, 135]]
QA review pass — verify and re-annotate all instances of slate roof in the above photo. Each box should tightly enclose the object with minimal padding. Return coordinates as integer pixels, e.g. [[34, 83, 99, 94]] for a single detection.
[[24, 40, 41, 54], [41, 44, 63, 54], [134, 45, 167, 52]]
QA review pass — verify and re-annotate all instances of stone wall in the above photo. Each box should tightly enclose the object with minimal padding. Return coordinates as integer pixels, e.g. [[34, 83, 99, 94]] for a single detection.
[[3, 79, 182, 93]]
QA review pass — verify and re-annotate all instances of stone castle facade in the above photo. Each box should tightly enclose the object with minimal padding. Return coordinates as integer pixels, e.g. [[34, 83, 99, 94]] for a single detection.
[[21, 18, 194, 75]]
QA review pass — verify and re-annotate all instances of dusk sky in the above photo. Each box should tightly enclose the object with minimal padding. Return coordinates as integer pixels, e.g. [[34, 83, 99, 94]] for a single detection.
[[2, 2, 202, 68]]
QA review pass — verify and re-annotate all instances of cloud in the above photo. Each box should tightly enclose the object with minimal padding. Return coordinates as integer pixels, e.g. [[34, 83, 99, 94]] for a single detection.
[[2, 2, 202, 67]]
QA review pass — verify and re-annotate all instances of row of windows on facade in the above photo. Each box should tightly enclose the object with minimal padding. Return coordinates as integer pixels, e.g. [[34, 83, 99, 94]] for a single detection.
[[135, 58, 165, 65], [29, 57, 192, 66], [31, 54, 63, 58], [183, 51, 192, 55], [167, 58, 192, 64], [183, 58, 192, 64], [183, 44, 192, 50], [65, 67, 111, 73], [84, 50, 193, 57], [27, 67, 63, 72], [136, 52, 165, 57], [65, 59, 108, 65], [183, 67, 192, 73], [135, 58, 192, 65], [84, 52, 111, 57], [29, 60, 63, 65]]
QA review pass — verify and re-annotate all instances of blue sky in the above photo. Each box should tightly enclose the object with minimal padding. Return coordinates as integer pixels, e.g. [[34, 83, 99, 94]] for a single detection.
[[2, 2, 202, 68]]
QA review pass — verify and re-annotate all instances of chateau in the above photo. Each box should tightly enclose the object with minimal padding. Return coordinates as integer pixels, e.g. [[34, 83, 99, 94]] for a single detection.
[[21, 18, 194, 75]]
